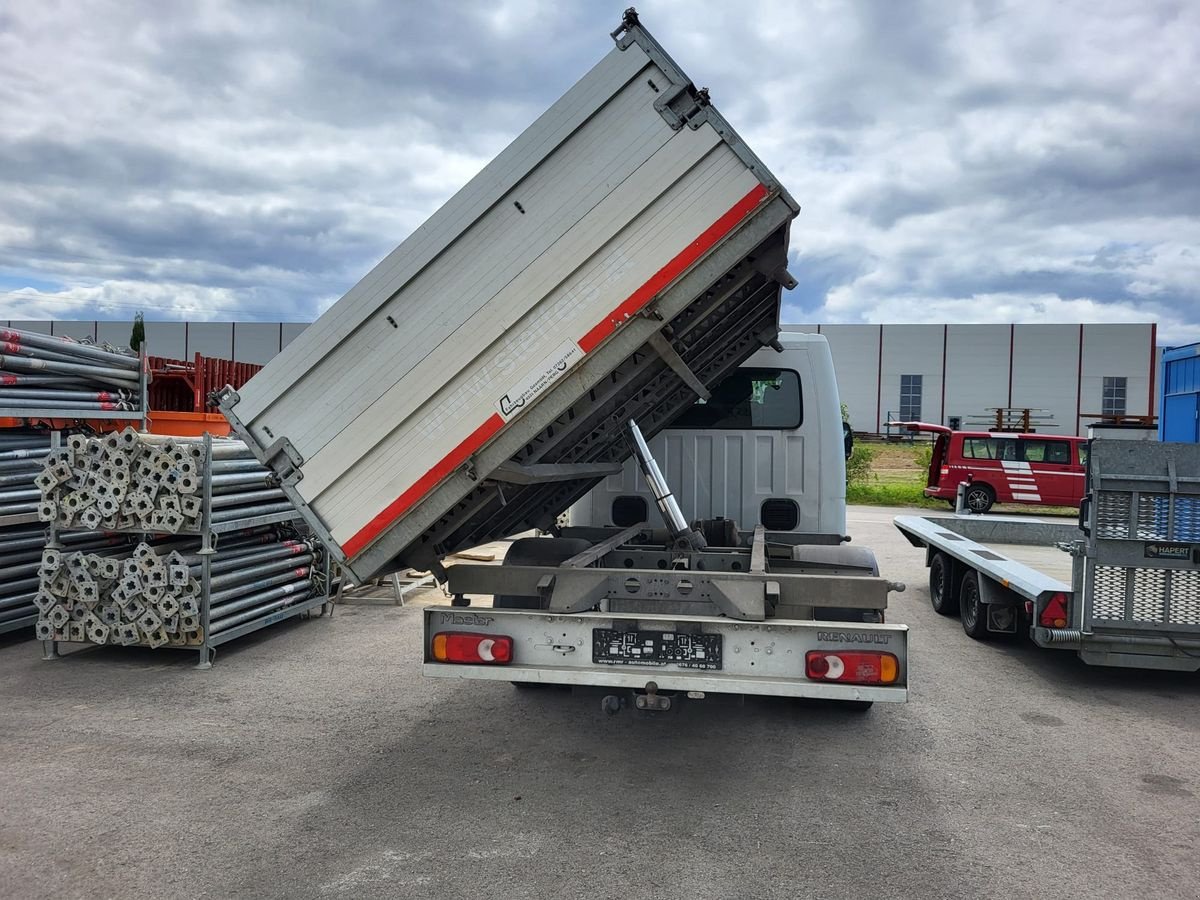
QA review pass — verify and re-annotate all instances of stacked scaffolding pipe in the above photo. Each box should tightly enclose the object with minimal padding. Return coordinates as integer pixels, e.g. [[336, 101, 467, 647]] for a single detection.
[[0, 527, 127, 634], [33, 531, 323, 648], [35, 427, 288, 533], [0, 328, 145, 416], [0, 431, 53, 521]]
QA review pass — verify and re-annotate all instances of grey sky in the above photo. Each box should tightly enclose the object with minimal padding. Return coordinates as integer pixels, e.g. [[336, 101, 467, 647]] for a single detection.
[[0, 0, 1197, 342]]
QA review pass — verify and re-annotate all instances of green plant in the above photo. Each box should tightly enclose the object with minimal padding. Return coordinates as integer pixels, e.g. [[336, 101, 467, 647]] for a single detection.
[[845, 441, 876, 488], [913, 442, 932, 474], [130, 312, 145, 353]]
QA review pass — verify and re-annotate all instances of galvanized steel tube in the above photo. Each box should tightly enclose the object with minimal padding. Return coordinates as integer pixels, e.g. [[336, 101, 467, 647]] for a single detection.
[[208, 566, 311, 607], [209, 501, 296, 524], [208, 553, 315, 591], [0, 328, 140, 369]]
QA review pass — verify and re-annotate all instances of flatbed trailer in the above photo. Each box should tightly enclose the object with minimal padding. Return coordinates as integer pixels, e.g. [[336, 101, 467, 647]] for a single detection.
[[896, 438, 1200, 671], [220, 10, 910, 707]]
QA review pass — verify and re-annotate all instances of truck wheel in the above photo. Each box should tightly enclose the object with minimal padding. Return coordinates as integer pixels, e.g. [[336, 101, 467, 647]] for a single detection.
[[959, 570, 990, 639], [928, 552, 959, 616], [493, 537, 592, 610], [964, 484, 995, 514]]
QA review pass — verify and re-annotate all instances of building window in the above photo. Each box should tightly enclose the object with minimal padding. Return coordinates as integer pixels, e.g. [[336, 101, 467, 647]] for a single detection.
[[1102, 377, 1127, 417], [899, 375, 922, 421]]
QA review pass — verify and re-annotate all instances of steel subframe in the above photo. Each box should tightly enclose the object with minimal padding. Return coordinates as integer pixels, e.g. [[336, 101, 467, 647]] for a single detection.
[[446, 559, 891, 620]]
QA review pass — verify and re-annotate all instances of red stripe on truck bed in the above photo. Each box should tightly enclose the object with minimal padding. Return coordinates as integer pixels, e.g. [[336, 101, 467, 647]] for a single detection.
[[342, 413, 506, 559], [577, 182, 770, 352], [342, 182, 771, 560]]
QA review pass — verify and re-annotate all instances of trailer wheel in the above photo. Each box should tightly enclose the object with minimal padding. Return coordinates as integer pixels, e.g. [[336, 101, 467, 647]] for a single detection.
[[493, 537, 593, 610], [959, 570, 990, 639], [928, 552, 959, 616], [964, 483, 995, 514]]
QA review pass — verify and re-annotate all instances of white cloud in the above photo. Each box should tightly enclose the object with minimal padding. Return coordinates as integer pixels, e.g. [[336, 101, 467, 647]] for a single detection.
[[0, 0, 1196, 346]]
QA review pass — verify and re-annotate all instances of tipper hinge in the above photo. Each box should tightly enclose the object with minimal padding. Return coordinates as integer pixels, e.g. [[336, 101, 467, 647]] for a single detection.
[[613, 7, 712, 131], [262, 436, 304, 485], [653, 83, 711, 131]]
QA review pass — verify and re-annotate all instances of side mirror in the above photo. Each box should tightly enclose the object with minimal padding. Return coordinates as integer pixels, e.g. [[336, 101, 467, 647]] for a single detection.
[[843, 421, 853, 461]]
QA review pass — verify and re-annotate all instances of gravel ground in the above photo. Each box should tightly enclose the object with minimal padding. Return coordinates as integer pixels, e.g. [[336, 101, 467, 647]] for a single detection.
[[1, 505, 1197, 899]]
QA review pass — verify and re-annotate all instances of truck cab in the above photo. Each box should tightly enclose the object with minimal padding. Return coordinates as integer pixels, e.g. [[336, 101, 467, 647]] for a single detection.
[[567, 333, 847, 536]]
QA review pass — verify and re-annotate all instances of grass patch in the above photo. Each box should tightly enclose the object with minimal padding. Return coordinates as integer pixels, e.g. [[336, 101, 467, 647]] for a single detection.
[[847, 481, 945, 508], [846, 439, 943, 508]]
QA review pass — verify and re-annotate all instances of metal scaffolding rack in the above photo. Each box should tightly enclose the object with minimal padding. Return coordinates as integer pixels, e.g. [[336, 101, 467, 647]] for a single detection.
[[38, 433, 335, 667], [0, 431, 60, 637]]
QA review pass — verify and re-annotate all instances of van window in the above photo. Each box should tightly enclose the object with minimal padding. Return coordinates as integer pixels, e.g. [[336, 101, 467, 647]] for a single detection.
[[672, 368, 802, 430], [1078, 444, 1089, 467], [962, 437, 1017, 460], [1022, 440, 1071, 465]]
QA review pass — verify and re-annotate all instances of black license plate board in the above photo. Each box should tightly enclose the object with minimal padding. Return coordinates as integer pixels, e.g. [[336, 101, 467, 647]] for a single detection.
[[592, 629, 722, 670]]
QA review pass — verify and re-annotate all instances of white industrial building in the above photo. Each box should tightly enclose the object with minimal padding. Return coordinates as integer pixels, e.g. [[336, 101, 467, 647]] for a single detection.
[[785, 323, 1157, 437], [7, 319, 1156, 437]]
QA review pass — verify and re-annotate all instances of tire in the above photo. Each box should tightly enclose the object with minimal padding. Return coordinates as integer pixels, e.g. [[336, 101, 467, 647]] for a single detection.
[[959, 570, 990, 639], [928, 552, 959, 616], [493, 537, 592, 610], [963, 483, 995, 514]]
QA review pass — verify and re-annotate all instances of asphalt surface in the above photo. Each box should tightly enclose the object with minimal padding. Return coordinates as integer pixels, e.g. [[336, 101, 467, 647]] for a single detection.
[[2, 506, 1198, 900]]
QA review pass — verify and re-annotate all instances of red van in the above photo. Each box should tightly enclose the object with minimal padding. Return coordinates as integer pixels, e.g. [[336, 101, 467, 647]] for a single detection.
[[900, 424, 1088, 513]]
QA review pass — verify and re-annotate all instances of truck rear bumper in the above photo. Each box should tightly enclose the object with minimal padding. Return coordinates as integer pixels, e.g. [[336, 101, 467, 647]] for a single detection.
[[422, 607, 909, 703]]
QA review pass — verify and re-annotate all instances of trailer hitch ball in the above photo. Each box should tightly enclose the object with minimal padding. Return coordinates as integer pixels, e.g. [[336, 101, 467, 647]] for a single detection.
[[634, 681, 671, 712], [888, 581, 907, 593]]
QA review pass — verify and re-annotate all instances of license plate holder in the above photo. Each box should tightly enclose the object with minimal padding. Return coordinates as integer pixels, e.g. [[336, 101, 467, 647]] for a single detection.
[[592, 628, 722, 670]]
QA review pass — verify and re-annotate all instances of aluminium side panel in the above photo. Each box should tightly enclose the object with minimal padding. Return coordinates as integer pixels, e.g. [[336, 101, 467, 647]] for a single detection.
[[221, 18, 798, 577]]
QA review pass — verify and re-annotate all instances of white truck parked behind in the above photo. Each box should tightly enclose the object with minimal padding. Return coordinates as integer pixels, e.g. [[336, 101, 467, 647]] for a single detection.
[[219, 11, 909, 711]]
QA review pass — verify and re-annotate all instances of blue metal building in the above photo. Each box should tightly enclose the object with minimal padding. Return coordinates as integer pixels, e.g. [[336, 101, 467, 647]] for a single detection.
[[1160, 343, 1200, 443]]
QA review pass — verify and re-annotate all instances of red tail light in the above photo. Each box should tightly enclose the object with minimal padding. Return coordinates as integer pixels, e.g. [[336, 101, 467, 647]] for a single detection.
[[806, 651, 898, 685], [1039, 592, 1070, 629], [432, 632, 513, 665]]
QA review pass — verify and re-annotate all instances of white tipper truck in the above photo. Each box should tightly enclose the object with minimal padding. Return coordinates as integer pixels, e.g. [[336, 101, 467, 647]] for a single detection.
[[218, 10, 909, 711]]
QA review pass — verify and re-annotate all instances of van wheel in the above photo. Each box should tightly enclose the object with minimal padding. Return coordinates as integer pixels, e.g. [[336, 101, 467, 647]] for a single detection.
[[959, 571, 990, 639], [493, 537, 593, 609], [964, 484, 995, 514], [928, 552, 959, 616]]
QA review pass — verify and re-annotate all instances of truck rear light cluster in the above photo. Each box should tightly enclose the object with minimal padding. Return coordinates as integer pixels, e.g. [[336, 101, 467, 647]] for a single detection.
[[805, 651, 898, 685], [431, 632, 513, 665], [1039, 592, 1070, 628]]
